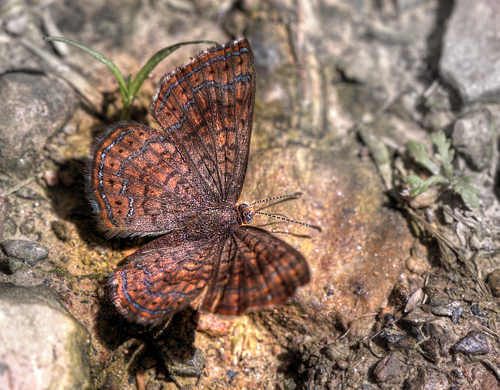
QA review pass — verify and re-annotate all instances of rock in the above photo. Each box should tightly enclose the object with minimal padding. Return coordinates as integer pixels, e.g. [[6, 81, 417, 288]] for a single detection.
[[0, 283, 90, 389], [406, 255, 430, 275], [241, 147, 413, 337], [14, 186, 45, 200], [374, 353, 404, 382], [337, 46, 380, 85], [43, 170, 59, 187], [439, 0, 500, 103], [408, 185, 439, 209], [0, 73, 78, 180], [19, 218, 35, 235], [429, 295, 463, 323], [321, 343, 351, 362], [0, 256, 26, 275], [382, 331, 415, 349], [454, 331, 490, 356], [488, 269, 500, 297], [404, 307, 435, 326], [420, 338, 440, 363], [4, 12, 28, 35], [422, 321, 456, 359], [452, 110, 493, 171], [396, 0, 427, 11], [0, 240, 49, 266]]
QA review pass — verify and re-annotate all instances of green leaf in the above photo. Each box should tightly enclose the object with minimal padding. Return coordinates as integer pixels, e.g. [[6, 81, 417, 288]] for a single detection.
[[453, 176, 481, 208], [430, 131, 454, 179], [406, 174, 423, 188], [407, 174, 447, 197], [407, 141, 440, 175]]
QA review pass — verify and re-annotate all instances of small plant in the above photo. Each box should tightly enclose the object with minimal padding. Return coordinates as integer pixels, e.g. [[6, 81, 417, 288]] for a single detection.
[[406, 131, 481, 208], [44, 36, 218, 120]]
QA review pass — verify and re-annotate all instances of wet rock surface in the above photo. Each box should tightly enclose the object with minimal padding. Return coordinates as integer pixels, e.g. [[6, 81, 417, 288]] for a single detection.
[[1, 0, 500, 389]]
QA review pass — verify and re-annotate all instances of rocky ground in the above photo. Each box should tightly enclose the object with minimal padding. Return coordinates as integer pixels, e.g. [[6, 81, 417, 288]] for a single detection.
[[1, 0, 500, 389]]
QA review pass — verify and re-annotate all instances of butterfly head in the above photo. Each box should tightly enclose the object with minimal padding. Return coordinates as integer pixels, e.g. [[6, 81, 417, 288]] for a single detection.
[[237, 203, 255, 225]]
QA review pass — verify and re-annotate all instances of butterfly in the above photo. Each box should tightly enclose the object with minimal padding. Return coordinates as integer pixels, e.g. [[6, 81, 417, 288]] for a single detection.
[[85, 38, 311, 325]]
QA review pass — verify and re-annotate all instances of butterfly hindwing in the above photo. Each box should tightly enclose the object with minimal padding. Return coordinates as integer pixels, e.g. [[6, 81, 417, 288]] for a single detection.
[[202, 226, 310, 316], [108, 229, 221, 325]]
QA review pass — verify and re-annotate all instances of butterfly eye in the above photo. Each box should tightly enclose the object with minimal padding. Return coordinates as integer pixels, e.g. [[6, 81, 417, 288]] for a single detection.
[[245, 213, 253, 224]]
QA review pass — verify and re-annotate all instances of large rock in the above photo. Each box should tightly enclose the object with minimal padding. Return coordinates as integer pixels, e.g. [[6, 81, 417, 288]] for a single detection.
[[0, 73, 78, 181], [440, 0, 500, 103], [0, 283, 90, 390], [452, 109, 493, 171]]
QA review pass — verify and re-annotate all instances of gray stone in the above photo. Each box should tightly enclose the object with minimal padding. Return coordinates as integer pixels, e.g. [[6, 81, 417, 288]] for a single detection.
[[14, 186, 45, 200], [0, 256, 26, 275], [374, 353, 404, 382], [439, 0, 500, 103], [488, 269, 500, 297], [429, 295, 463, 323], [454, 331, 490, 356], [0, 283, 90, 390], [1, 240, 49, 266], [404, 307, 435, 326], [4, 13, 28, 36], [322, 343, 351, 362], [452, 109, 493, 171], [0, 73, 78, 180], [396, 0, 428, 12], [337, 46, 380, 85]]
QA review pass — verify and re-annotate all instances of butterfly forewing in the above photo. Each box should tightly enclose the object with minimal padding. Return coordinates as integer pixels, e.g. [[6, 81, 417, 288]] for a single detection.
[[152, 39, 255, 204]]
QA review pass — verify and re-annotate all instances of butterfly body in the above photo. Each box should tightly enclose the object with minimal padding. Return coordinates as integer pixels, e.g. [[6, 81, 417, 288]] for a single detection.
[[86, 38, 310, 325]]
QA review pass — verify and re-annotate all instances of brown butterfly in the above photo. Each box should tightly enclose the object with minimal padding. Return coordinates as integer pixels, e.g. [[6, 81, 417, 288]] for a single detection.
[[86, 38, 311, 325]]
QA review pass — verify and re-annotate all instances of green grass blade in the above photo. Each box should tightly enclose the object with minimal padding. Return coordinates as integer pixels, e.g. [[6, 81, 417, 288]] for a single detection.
[[128, 40, 219, 105], [44, 36, 129, 107]]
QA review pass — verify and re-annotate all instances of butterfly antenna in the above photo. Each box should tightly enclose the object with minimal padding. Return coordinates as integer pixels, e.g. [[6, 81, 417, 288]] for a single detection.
[[249, 192, 302, 206], [252, 210, 322, 232], [247, 192, 321, 232]]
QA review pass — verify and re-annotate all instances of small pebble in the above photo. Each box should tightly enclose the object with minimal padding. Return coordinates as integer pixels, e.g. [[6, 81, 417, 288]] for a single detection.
[[5, 13, 28, 35], [374, 353, 403, 382], [408, 186, 439, 209], [0, 257, 25, 275], [43, 170, 59, 187], [20, 218, 35, 235], [404, 307, 435, 326], [0, 240, 49, 266], [15, 187, 44, 200], [454, 331, 490, 356], [406, 256, 429, 275], [141, 357, 157, 369], [51, 221, 69, 242], [487, 269, 500, 297]]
